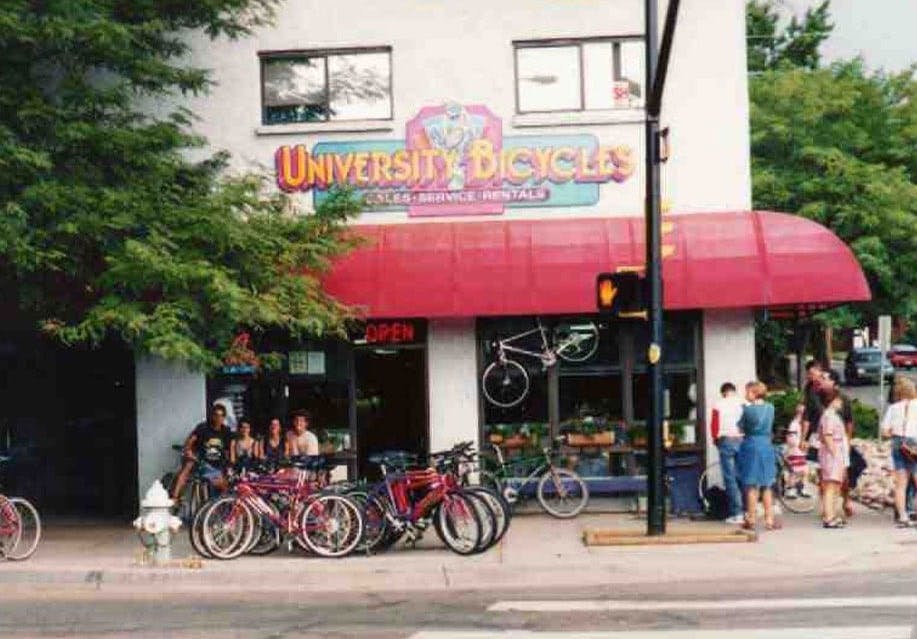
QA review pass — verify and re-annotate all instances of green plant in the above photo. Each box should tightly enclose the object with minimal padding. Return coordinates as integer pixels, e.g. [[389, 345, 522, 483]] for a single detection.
[[628, 422, 648, 443], [769, 389, 803, 429], [851, 399, 879, 439]]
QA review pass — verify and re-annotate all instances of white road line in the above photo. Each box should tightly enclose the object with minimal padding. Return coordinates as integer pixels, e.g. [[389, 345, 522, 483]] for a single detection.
[[409, 628, 913, 639], [488, 596, 917, 612]]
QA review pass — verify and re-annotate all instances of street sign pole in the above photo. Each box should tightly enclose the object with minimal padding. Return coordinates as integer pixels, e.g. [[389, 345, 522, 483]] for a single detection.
[[643, 0, 680, 536], [878, 315, 892, 431]]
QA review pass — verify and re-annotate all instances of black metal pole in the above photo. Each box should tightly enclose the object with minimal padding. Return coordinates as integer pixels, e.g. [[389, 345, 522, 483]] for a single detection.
[[644, 0, 665, 536]]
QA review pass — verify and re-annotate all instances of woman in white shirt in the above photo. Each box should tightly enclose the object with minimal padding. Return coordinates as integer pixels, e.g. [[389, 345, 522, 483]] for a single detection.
[[880, 377, 917, 527]]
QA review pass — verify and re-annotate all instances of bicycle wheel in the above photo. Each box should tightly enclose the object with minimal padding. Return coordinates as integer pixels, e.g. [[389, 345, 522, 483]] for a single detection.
[[6, 498, 41, 561], [465, 486, 510, 546], [0, 496, 22, 560], [482, 360, 529, 408], [189, 499, 215, 558], [247, 512, 281, 556], [464, 490, 496, 553], [553, 321, 600, 363], [434, 492, 482, 556], [190, 479, 211, 521], [698, 463, 719, 514], [299, 494, 363, 558], [348, 491, 389, 554], [536, 468, 589, 518], [777, 462, 819, 514], [201, 496, 254, 560]]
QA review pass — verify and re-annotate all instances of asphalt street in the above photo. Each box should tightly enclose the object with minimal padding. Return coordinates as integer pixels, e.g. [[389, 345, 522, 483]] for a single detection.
[[839, 367, 917, 412], [2, 569, 916, 638]]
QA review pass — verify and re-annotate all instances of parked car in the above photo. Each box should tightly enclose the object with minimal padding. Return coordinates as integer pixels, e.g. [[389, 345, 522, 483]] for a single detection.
[[844, 348, 895, 385], [889, 344, 917, 370]]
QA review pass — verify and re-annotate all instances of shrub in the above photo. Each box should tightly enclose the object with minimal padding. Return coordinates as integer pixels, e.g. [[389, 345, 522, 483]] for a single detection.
[[851, 399, 879, 439]]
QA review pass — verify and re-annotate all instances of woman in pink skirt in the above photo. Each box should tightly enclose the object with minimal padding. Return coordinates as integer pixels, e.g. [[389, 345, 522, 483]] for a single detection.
[[818, 389, 847, 528]]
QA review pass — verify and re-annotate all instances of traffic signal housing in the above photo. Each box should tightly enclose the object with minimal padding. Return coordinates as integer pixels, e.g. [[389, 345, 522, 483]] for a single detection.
[[596, 271, 646, 317]]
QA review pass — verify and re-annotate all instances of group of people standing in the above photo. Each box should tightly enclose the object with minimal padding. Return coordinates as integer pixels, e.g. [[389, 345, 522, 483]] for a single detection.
[[168, 404, 320, 502], [711, 361, 864, 531], [711, 380, 783, 531]]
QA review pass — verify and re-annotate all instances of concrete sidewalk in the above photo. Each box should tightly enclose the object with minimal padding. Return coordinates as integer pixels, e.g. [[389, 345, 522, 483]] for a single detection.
[[1, 507, 915, 594]]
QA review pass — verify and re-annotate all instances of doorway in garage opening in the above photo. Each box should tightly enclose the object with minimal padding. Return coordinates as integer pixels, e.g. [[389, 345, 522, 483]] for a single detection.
[[354, 320, 428, 479]]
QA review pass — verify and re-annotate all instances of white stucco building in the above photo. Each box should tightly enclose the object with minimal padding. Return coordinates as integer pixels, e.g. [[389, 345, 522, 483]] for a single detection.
[[134, 0, 869, 503]]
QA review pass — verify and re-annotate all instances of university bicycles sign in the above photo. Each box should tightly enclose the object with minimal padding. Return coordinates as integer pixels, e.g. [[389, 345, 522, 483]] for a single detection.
[[274, 103, 635, 217]]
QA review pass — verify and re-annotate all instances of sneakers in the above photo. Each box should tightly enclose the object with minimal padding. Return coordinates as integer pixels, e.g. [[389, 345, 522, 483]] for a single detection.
[[895, 519, 913, 529], [724, 514, 745, 525]]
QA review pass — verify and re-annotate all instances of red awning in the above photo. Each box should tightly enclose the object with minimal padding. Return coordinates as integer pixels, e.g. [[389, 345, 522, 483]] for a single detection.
[[323, 211, 871, 318]]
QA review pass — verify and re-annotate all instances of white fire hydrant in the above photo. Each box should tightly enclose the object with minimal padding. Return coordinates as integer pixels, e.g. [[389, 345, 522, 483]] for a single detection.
[[133, 480, 182, 566]]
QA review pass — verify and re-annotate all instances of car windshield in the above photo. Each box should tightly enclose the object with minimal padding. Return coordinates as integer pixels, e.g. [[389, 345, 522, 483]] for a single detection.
[[854, 351, 880, 363], [893, 345, 917, 353]]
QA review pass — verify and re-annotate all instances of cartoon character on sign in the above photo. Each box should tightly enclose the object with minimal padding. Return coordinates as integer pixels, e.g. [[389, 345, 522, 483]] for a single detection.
[[405, 103, 503, 217], [422, 103, 484, 190]]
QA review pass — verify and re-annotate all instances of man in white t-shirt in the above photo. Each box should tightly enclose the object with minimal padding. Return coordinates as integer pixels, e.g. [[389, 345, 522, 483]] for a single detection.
[[287, 410, 320, 457], [711, 382, 745, 524]]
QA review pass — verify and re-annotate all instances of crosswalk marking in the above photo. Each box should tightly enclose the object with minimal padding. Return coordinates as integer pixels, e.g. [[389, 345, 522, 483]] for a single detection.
[[409, 628, 913, 639], [488, 596, 917, 613]]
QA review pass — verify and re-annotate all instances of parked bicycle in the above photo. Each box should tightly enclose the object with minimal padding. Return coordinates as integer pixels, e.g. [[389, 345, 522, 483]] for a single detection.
[[192, 456, 363, 560], [479, 437, 589, 518], [160, 444, 221, 524], [354, 449, 495, 555], [699, 453, 820, 517], [0, 455, 41, 561], [482, 318, 599, 408]]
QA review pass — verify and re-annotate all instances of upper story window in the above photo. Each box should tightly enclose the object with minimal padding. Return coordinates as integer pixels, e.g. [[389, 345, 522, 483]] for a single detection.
[[514, 37, 644, 114], [260, 47, 392, 125]]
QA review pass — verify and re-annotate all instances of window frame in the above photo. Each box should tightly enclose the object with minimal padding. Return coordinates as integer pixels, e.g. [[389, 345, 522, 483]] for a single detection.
[[259, 46, 394, 125], [513, 35, 644, 115]]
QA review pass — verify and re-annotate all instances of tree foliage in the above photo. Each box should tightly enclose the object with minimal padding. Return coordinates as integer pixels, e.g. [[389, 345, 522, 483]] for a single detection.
[[747, 1, 917, 377], [751, 61, 917, 327], [0, 1, 362, 370], [746, 0, 833, 72]]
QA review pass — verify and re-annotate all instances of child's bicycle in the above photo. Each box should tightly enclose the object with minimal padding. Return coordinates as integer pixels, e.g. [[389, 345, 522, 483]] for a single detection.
[[0, 455, 42, 560]]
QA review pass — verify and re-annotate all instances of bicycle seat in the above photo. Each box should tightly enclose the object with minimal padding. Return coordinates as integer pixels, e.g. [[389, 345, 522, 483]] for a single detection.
[[171, 444, 184, 452]]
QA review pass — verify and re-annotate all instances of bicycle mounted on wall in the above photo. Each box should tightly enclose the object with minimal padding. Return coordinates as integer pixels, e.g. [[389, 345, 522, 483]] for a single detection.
[[481, 318, 599, 408]]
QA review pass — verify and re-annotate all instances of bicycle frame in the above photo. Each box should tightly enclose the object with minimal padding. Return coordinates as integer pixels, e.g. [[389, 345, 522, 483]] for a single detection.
[[488, 443, 551, 497], [234, 469, 323, 536], [494, 322, 554, 367]]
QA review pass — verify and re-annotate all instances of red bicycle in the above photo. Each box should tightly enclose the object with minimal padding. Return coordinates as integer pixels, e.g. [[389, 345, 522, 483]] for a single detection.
[[197, 459, 363, 559], [0, 456, 41, 561], [360, 451, 487, 555]]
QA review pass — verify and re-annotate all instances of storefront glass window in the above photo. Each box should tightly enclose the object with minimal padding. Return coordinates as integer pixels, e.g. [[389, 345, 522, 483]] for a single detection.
[[516, 45, 581, 112], [515, 38, 646, 114], [261, 48, 392, 125], [559, 374, 623, 424], [478, 317, 550, 442]]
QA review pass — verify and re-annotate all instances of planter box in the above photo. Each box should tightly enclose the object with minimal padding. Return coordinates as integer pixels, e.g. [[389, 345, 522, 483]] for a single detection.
[[567, 431, 615, 447]]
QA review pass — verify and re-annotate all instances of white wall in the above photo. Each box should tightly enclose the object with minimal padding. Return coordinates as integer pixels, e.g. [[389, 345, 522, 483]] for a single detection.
[[136, 356, 206, 497], [427, 319, 479, 452], [180, 0, 751, 221], [701, 309, 756, 477]]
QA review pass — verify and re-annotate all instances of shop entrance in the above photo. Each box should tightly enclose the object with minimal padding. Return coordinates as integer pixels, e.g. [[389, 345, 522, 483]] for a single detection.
[[0, 334, 137, 518], [355, 347, 427, 478]]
